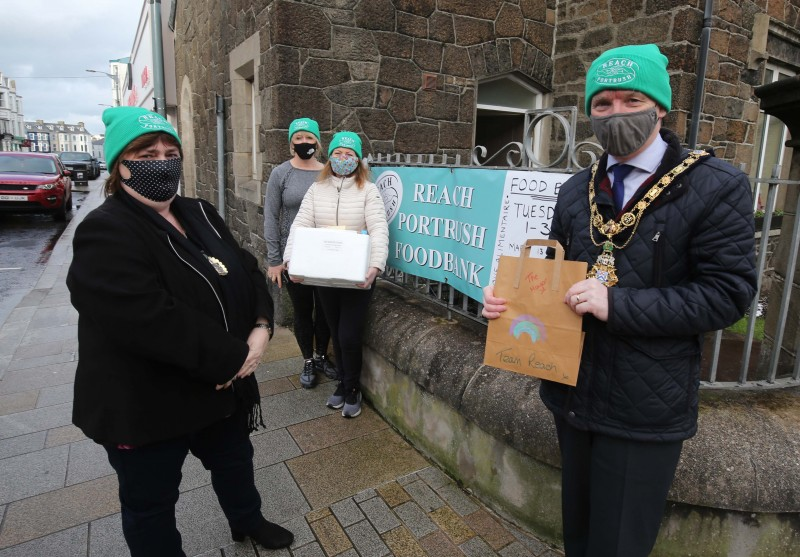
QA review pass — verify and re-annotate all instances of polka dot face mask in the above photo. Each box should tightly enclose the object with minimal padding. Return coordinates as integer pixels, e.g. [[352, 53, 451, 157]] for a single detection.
[[121, 158, 183, 202]]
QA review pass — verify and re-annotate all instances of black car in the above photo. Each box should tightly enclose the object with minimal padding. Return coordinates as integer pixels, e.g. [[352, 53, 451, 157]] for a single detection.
[[58, 151, 100, 183]]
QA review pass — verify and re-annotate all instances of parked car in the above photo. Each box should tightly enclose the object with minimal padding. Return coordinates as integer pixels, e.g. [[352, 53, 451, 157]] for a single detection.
[[98, 160, 107, 171], [0, 152, 73, 220], [58, 151, 99, 182]]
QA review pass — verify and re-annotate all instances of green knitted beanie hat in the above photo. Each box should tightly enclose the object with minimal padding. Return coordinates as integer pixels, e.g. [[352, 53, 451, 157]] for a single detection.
[[584, 44, 671, 115], [288, 117, 321, 142], [328, 131, 362, 159], [103, 107, 181, 169]]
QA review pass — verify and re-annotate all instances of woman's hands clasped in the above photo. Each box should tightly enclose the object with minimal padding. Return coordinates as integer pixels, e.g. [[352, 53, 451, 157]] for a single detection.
[[215, 323, 270, 390]]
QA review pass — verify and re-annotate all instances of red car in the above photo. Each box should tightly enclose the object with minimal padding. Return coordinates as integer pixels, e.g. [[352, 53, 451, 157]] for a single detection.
[[0, 152, 73, 220]]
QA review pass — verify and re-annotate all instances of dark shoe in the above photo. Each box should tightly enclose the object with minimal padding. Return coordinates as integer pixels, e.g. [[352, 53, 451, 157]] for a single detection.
[[231, 518, 294, 549], [299, 359, 316, 389], [342, 389, 362, 418], [314, 354, 338, 380], [326, 382, 345, 409]]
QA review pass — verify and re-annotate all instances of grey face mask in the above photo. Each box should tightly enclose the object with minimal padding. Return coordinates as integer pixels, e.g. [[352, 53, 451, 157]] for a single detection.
[[590, 107, 659, 157]]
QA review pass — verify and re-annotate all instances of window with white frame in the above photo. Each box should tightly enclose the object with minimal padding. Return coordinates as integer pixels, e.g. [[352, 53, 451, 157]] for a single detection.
[[475, 74, 550, 166], [750, 63, 796, 213]]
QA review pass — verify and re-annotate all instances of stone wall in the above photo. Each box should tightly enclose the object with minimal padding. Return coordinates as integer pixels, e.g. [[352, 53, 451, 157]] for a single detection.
[[551, 0, 800, 169], [173, 0, 558, 259]]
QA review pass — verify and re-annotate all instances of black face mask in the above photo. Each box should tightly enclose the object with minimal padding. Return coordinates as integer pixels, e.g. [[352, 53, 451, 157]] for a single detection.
[[121, 159, 182, 202], [293, 142, 317, 160]]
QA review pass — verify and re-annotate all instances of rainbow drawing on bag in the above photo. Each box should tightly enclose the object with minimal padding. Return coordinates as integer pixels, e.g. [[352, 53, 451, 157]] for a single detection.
[[510, 315, 547, 343]]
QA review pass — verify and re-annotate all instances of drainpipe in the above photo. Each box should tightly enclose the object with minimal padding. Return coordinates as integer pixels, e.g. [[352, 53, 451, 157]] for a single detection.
[[688, 0, 714, 149], [150, 0, 167, 116], [216, 94, 225, 217]]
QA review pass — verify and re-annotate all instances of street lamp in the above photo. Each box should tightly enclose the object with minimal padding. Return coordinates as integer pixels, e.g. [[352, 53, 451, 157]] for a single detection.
[[86, 69, 121, 106]]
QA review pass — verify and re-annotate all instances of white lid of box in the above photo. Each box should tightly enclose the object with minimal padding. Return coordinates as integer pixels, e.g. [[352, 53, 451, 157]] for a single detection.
[[289, 227, 371, 288]]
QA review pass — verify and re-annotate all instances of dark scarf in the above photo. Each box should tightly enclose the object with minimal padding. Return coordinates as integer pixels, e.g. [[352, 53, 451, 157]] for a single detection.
[[117, 190, 265, 432]]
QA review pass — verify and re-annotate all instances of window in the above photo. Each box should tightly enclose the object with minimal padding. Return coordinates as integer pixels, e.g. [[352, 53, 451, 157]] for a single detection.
[[229, 32, 262, 203], [750, 64, 796, 212], [475, 74, 550, 166]]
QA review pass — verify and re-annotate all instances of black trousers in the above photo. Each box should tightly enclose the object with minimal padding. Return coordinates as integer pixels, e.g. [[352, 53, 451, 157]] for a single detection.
[[554, 415, 683, 557], [316, 285, 374, 392], [104, 416, 262, 557], [285, 280, 331, 360]]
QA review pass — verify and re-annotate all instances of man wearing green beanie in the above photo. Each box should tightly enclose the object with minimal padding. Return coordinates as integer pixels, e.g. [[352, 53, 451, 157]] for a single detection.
[[483, 44, 756, 556]]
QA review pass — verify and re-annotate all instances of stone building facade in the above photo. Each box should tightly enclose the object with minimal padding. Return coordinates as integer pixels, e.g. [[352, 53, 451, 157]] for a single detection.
[[172, 0, 800, 256]]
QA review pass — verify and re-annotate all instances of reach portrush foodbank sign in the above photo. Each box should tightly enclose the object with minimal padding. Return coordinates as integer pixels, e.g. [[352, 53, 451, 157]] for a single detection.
[[373, 166, 573, 301]]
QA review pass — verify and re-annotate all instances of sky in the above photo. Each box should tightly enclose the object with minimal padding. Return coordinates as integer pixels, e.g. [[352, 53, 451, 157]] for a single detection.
[[0, 0, 145, 136]]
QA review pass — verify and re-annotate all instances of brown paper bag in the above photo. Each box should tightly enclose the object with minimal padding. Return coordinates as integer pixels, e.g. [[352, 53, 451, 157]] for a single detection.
[[483, 239, 587, 386]]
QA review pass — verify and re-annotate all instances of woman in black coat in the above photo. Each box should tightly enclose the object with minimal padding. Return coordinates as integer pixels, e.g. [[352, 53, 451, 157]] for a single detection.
[[67, 107, 293, 556]]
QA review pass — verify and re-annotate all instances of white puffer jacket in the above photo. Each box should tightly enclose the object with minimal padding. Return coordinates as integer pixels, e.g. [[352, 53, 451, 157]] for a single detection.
[[284, 175, 389, 271]]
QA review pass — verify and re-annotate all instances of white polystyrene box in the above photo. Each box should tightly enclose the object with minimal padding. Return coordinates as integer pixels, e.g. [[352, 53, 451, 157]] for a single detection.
[[289, 227, 371, 288]]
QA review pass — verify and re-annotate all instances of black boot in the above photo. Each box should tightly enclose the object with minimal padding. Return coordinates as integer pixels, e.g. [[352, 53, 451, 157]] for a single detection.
[[231, 518, 294, 549]]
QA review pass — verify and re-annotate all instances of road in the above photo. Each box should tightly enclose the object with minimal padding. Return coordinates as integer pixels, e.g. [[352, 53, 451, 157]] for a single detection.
[[0, 176, 101, 326]]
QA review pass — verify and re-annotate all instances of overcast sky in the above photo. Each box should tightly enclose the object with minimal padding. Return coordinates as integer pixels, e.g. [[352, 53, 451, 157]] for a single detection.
[[0, 0, 145, 136]]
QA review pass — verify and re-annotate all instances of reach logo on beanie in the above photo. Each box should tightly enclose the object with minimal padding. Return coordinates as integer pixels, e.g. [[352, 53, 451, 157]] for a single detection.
[[584, 44, 671, 115], [102, 106, 182, 169], [328, 131, 362, 159]]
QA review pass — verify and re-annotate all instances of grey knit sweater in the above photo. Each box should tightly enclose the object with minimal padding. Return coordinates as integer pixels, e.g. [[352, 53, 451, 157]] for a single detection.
[[263, 160, 321, 266]]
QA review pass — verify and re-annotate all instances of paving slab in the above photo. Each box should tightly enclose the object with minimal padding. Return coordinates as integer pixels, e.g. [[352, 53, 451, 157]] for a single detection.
[[0, 432, 46, 460], [0, 401, 73, 440], [0, 392, 38, 417], [88, 513, 129, 557], [0, 475, 119, 549], [34, 382, 73, 408], [346, 518, 390, 556], [0, 525, 88, 557], [331, 497, 365, 528], [286, 429, 428, 509], [0, 444, 69, 505], [255, 383, 336, 433], [6, 350, 76, 372], [383, 525, 427, 557], [359, 495, 401, 534], [65, 439, 114, 486], [45, 424, 85, 447], [0, 363, 76, 397], [287, 404, 387, 453], [254, 462, 311, 523]]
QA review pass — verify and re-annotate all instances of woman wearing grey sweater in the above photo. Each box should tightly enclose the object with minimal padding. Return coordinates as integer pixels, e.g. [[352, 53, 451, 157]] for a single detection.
[[263, 118, 335, 387]]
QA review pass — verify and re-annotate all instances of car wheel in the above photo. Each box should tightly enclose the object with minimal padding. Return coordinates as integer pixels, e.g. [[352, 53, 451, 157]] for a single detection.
[[54, 195, 71, 221]]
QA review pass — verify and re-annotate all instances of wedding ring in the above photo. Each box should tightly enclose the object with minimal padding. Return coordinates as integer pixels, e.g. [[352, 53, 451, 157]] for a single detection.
[[575, 294, 581, 303]]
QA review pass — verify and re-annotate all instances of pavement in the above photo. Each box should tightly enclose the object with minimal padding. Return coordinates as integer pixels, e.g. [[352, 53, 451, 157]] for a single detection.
[[0, 182, 562, 557]]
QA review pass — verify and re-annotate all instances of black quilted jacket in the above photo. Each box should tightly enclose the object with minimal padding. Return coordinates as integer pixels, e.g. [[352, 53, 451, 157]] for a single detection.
[[540, 130, 757, 441]]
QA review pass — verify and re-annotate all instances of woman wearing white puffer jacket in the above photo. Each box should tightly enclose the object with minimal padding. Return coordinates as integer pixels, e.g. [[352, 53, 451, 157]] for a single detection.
[[284, 131, 388, 418]]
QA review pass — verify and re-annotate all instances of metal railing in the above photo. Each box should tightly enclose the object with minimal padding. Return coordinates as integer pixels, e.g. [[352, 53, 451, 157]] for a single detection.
[[368, 107, 800, 389]]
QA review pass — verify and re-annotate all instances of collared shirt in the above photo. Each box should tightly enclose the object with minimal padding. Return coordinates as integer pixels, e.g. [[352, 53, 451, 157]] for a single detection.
[[606, 135, 668, 209]]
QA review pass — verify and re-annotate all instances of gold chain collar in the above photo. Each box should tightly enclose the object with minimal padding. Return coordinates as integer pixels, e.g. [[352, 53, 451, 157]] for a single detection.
[[586, 150, 709, 286]]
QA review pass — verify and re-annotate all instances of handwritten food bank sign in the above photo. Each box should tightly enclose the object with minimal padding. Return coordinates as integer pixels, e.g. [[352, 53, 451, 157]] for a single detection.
[[374, 167, 572, 301]]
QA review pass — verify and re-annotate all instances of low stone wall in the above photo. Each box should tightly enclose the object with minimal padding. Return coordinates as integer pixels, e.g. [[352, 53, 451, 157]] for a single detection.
[[361, 282, 800, 556]]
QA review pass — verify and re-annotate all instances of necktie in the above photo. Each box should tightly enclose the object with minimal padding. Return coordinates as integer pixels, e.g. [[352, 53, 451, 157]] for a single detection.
[[612, 164, 634, 213]]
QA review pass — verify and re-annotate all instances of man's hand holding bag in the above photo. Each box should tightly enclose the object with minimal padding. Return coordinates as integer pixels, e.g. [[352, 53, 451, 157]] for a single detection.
[[483, 240, 586, 386]]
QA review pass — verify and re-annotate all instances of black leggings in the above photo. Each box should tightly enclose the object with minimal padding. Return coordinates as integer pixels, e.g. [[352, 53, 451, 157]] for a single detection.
[[285, 280, 331, 360], [316, 285, 374, 392]]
